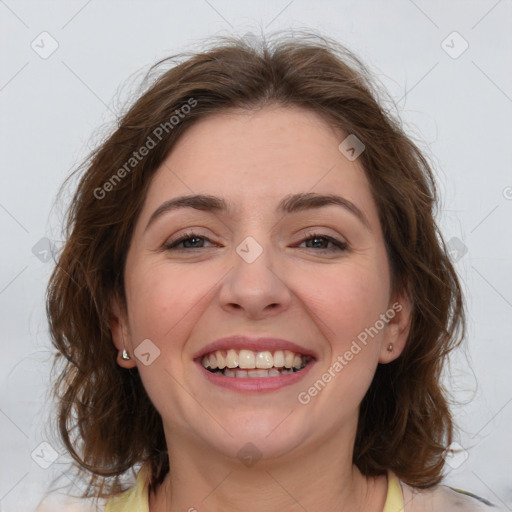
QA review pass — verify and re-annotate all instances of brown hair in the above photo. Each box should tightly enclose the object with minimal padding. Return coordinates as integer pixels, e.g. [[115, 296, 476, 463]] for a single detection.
[[47, 30, 465, 497]]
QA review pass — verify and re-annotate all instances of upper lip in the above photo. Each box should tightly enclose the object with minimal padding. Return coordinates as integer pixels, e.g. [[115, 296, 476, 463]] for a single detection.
[[193, 335, 317, 360]]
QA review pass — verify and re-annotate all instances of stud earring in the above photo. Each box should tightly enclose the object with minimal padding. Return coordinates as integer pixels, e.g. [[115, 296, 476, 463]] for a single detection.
[[121, 333, 131, 360], [387, 343, 393, 352]]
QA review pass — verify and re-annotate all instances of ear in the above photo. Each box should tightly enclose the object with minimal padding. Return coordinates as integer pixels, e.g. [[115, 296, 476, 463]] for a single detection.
[[110, 295, 137, 369], [378, 289, 413, 364]]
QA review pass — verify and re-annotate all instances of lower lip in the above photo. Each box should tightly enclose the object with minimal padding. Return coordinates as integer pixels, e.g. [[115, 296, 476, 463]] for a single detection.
[[196, 360, 316, 392]]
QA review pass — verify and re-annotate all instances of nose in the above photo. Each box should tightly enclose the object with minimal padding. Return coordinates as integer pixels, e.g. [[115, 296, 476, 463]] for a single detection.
[[218, 239, 292, 320]]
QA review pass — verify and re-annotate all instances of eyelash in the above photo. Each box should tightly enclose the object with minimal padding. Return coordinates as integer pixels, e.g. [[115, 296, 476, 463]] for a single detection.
[[163, 231, 348, 253]]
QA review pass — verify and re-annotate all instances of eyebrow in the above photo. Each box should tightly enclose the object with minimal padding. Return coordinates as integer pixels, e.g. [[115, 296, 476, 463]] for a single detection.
[[144, 192, 371, 231]]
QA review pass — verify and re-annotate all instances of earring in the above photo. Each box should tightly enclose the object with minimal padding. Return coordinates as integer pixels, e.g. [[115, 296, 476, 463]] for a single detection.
[[387, 343, 393, 352], [121, 333, 131, 360]]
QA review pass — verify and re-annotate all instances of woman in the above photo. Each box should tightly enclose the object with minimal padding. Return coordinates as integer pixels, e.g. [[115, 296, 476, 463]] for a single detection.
[[40, 32, 503, 511]]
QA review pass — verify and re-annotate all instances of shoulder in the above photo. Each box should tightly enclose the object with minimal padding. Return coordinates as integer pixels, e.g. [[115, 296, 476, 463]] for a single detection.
[[400, 479, 507, 512], [35, 465, 148, 512]]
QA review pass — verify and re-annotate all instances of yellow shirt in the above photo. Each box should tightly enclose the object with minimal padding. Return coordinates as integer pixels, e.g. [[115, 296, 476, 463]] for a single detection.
[[105, 466, 405, 512]]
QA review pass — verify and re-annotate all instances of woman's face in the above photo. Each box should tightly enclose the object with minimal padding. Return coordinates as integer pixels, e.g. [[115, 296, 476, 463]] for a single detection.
[[113, 105, 410, 461]]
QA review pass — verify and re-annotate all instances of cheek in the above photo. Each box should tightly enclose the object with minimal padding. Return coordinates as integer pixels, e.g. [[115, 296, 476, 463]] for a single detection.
[[302, 258, 390, 353], [297, 261, 390, 409], [123, 262, 213, 421], [124, 261, 211, 344]]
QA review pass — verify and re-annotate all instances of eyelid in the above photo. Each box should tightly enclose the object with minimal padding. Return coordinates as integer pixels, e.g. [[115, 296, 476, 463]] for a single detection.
[[295, 225, 349, 244], [163, 229, 217, 250], [297, 231, 349, 252]]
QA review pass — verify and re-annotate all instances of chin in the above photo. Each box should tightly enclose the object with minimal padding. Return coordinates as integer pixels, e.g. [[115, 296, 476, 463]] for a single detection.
[[201, 416, 309, 462]]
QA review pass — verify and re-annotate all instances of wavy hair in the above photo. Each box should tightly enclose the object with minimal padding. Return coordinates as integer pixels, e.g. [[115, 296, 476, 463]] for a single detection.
[[46, 31, 465, 497]]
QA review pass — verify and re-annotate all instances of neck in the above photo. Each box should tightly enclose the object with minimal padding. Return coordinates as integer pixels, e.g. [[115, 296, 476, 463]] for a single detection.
[[149, 429, 387, 512]]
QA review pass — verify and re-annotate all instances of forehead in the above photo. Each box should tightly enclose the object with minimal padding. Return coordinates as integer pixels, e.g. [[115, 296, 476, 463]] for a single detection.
[[141, 105, 377, 221]]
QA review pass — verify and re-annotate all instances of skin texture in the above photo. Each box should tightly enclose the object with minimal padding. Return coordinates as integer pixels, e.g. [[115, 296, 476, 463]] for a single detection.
[[111, 105, 412, 512]]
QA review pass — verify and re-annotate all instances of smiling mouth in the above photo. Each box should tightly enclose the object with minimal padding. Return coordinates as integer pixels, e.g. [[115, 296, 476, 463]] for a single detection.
[[200, 349, 313, 378]]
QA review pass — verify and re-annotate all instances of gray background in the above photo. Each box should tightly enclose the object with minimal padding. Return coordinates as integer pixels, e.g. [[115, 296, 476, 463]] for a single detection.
[[1, 1, 511, 510]]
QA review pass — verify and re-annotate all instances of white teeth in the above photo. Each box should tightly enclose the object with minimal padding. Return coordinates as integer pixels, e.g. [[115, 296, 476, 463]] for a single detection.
[[209, 353, 218, 369], [226, 349, 238, 368], [292, 355, 302, 369], [284, 351, 295, 369], [216, 351, 226, 369], [201, 348, 311, 376], [212, 367, 296, 378], [238, 349, 256, 369], [273, 350, 285, 367], [249, 369, 269, 378], [255, 351, 273, 369]]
